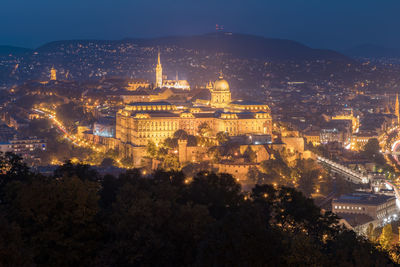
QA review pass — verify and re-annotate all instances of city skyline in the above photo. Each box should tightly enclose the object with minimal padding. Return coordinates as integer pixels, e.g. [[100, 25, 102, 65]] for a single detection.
[[2, 1, 400, 265]]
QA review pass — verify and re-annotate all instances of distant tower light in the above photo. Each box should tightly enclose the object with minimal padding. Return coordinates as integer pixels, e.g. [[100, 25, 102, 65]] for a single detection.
[[50, 66, 57, 81]]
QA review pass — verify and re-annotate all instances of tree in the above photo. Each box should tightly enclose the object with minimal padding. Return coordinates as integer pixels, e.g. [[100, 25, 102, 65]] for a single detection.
[[198, 122, 211, 137], [53, 161, 100, 181], [366, 223, 376, 242], [243, 146, 257, 163], [389, 244, 400, 264], [0, 152, 32, 197], [216, 131, 230, 145], [0, 154, 395, 266], [187, 135, 198, 146], [6, 176, 101, 266], [380, 224, 393, 250], [162, 154, 180, 171], [208, 146, 222, 163], [120, 156, 134, 168], [363, 138, 380, 155], [297, 169, 318, 197], [186, 172, 242, 219], [146, 140, 158, 158], [163, 137, 178, 149], [100, 157, 115, 167], [362, 138, 386, 166], [173, 129, 189, 140], [222, 141, 241, 158], [247, 166, 261, 184], [259, 153, 291, 185], [295, 159, 321, 197]]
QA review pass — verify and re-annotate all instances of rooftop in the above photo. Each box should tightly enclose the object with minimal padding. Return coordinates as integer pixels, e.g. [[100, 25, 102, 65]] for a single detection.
[[337, 213, 375, 227], [333, 192, 395, 206], [127, 101, 172, 106], [230, 100, 266, 105], [133, 111, 179, 118]]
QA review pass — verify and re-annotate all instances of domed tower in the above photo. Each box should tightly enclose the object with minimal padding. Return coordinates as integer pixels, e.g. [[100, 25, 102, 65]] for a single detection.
[[210, 75, 231, 108]]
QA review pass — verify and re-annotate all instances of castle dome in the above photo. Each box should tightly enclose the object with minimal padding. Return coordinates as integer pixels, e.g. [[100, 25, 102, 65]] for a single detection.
[[213, 75, 230, 91]]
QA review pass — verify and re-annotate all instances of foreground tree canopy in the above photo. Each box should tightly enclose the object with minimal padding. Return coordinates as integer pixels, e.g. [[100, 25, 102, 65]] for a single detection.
[[0, 152, 395, 266]]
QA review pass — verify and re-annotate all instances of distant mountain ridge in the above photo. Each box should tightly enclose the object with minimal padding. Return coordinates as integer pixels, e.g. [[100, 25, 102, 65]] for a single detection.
[[344, 44, 400, 58], [36, 32, 350, 61]]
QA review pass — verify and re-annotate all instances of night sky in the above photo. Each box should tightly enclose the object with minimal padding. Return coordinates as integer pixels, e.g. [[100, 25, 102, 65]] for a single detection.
[[1, 0, 400, 49]]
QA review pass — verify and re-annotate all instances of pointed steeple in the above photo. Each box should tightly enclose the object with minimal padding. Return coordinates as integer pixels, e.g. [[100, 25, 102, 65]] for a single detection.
[[155, 49, 163, 88]]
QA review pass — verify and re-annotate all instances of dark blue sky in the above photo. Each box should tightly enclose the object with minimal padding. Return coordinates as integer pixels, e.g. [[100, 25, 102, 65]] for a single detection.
[[1, 0, 400, 49]]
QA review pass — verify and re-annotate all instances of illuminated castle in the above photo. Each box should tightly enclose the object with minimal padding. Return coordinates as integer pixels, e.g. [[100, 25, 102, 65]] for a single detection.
[[155, 51, 190, 90], [116, 75, 272, 147]]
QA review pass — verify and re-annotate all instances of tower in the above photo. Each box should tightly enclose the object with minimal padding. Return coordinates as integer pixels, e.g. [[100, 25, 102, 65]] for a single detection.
[[50, 66, 57, 81], [210, 74, 231, 108], [155, 50, 163, 88], [178, 139, 188, 163], [396, 93, 400, 124]]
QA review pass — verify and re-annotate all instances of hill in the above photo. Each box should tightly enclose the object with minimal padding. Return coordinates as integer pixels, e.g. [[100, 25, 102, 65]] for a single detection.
[[344, 44, 400, 58], [130, 32, 350, 61], [37, 32, 350, 62], [0, 45, 32, 56]]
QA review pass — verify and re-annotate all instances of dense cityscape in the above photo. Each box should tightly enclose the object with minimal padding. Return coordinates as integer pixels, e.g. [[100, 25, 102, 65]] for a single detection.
[[3, 1, 400, 266]]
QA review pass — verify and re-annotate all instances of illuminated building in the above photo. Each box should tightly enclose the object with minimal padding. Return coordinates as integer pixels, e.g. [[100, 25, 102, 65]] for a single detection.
[[350, 131, 378, 150], [332, 192, 397, 222], [155, 52, 190, 90], [320, 128, 342, 144], [161, 79, 190, 90], [332, 192, 398, 234], [214, 160, 260, 182], [206, 81, 213, 90], [115, 76, 272, 150], [0, 137, 46, 160], [210, 75, 231, 108], [50, 66, 57, 81], [126, 79, 151, 91], [229, 100, 271, 112], [304, 131, 321, 146], [331, 109, 359, 133], [93, 117, 115, 138]]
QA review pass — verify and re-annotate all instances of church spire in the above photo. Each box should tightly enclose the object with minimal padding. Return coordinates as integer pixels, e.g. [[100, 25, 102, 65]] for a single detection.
[[155, 49, 163, 88]]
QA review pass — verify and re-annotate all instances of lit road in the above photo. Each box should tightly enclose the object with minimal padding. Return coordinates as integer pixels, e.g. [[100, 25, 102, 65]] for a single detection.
[[32, 108, 102, 152], [317, 156, 369, 184]]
